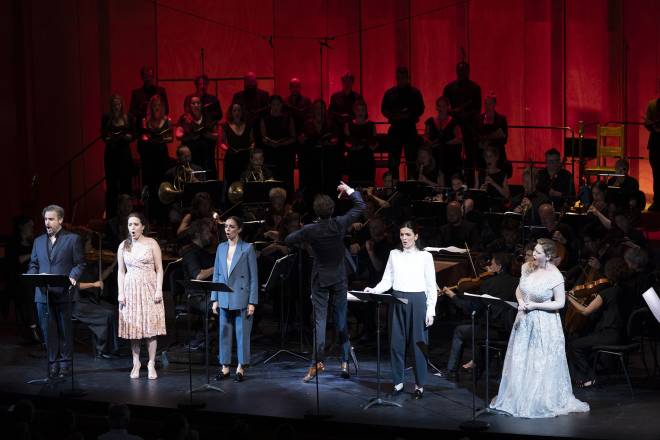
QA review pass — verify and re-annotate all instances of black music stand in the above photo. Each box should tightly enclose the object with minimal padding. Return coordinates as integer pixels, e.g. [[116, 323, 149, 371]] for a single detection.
[[178, 280, 231, 409], [349, 290, 408, 410], [263, 254, 308, 364], [460, 292, 516, 429], [22, 274, 86, 397]]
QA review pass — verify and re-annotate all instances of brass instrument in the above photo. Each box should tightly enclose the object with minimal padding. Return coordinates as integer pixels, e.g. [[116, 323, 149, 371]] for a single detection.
[[158, 161, 195, 205], [227, 181, 244, 204]]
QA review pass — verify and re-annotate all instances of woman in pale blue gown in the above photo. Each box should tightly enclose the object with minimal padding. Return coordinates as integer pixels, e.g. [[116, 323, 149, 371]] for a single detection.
[[490, 238, 589, 418]]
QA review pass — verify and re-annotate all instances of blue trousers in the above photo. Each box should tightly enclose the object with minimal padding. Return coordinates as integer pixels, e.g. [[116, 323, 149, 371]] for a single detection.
[[311, 278, 350, 363], [389, 291, 428, 386], [36, 301, 73, 368], [218, 308, 253, 366]]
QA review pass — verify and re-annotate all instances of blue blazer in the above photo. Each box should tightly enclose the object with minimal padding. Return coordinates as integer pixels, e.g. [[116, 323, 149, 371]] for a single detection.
[[27, 230, 85, 303], [211, 240, 258, 310]]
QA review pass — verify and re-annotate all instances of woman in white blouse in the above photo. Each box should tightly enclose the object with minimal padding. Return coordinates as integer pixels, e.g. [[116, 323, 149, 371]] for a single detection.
[[365, 220, 437, 399]]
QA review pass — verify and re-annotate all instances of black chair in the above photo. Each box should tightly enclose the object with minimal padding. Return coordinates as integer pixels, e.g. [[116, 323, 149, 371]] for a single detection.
[[591, 307, 649, 398]]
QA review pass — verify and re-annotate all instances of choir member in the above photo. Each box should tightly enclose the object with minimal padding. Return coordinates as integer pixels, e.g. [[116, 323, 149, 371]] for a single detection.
[[220, 103, 254, 187], [344, 99, 377, 186], [424, 96, 462, 185], [260, 95, 296, 191], [231, 72, 269, 128], [329, 71, 363, 126], [176, 95, 219, 178], [476, 92, 511, 177], [101, 94, 134, 218], [442, 61, 481, 176], [381, 66, 425, 179], [129, 65, 169, 126], [285, 77, 312, 133], [644, 89, 660, 210], [183, 74, 222, 123]]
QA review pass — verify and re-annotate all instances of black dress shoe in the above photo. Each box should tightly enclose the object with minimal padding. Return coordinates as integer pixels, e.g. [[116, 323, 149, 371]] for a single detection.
[[215, 369, 230, 381], [413, 389, 423, 400], [59, 366, 71, 378], [234, 371, 244, 382], [387, 386, 404, 399], [49, 364, 59, 379]]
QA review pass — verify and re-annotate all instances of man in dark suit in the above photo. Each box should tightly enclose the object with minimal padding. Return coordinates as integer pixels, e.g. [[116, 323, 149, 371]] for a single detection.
[[27, 205, 85, 378], [285, 182, 365, 382]]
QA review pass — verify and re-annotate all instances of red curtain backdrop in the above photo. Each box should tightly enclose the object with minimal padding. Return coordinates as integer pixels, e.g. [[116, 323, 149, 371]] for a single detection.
[[3, 0, 660, 231]]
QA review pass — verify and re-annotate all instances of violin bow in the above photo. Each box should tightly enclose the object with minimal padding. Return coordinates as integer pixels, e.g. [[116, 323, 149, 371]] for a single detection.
[[465, 241, 479, 278]]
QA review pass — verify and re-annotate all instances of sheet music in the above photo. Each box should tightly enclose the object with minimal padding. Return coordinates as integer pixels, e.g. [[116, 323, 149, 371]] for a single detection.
[[464, 292, 518, 309], [642, 287, 660, 323], [424, 246, 467, 254]]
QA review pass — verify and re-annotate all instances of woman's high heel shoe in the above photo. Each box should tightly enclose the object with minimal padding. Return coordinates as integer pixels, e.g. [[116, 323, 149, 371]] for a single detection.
[[147, 361, 157, 380], [130, 362, 141, 379]]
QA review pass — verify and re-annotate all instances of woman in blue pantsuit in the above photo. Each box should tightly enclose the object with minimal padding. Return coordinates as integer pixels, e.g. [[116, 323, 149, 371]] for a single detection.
[[211, 216, 258, 382]]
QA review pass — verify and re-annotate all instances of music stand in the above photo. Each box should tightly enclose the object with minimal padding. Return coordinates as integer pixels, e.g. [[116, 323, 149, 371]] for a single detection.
[[183, 180, 224, 208], [22, 274, 86, 397], [349, 290, 408, 410], [263, 254, 308, 364], [460, 292, 517, 428], [178, 280, 232, 409]]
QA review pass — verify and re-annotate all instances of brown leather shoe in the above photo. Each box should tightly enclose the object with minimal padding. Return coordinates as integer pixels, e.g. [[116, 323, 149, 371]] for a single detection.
[[303, 362, 325, 383]]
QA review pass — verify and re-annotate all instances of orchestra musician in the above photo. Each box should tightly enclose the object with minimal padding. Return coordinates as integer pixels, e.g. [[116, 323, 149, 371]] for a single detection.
[[439, 253, 518, 379], [478, 146, 510, 211], [412, 146, 442, 187], [566, 257, 627, 388], [164, 145, 206, 185], [536, 148, 574, 209], [101, 94, 134, 218], [240, 148, 273, 183], [365, 220, 437, 399]]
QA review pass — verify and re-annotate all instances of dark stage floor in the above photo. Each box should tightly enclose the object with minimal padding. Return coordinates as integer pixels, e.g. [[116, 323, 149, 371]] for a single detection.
[[1, 333, 659, 440]]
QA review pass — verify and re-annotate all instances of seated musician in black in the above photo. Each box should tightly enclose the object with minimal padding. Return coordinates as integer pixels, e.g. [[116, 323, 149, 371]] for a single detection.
[[536, 147, 574, 209], [567, 257, 627, 388], [619, 246, 652, 325], [240, 148, 274, 182], [438, 201, 480, 250], [607, 159, 640, 208], [533, 202, 577, 267], [478, 145, 510, 212], [440, 253, 518, 378], [181, 219, 216, 349], [75, 231, 119, 358], [412, 146, 442, 187], [511, 167, 550, 224], [164, 145, 207, 183]]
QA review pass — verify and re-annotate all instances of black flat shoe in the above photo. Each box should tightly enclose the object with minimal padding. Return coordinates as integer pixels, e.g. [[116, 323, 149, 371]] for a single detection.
[[215, 370, 230, 381], [234, 371, 244, 382], [340, 362, 350, 379], [413, 389, 423, 400], [387, 387, 404, 399]]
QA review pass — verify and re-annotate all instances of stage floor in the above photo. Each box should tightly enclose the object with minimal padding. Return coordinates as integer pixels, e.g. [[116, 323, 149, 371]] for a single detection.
[[0, 336, 658, 440]]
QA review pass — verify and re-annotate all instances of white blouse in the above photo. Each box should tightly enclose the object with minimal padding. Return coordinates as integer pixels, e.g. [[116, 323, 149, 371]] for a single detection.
[[371, 248, 438, 316]]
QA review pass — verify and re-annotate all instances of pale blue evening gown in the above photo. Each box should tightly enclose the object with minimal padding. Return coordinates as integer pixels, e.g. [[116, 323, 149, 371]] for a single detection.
[[490, 263, 590, 418]]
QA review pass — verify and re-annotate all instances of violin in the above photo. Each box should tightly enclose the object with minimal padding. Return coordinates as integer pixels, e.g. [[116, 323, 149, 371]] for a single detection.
[[564, 276, 610, 336], [444, 271, 496, 294]]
